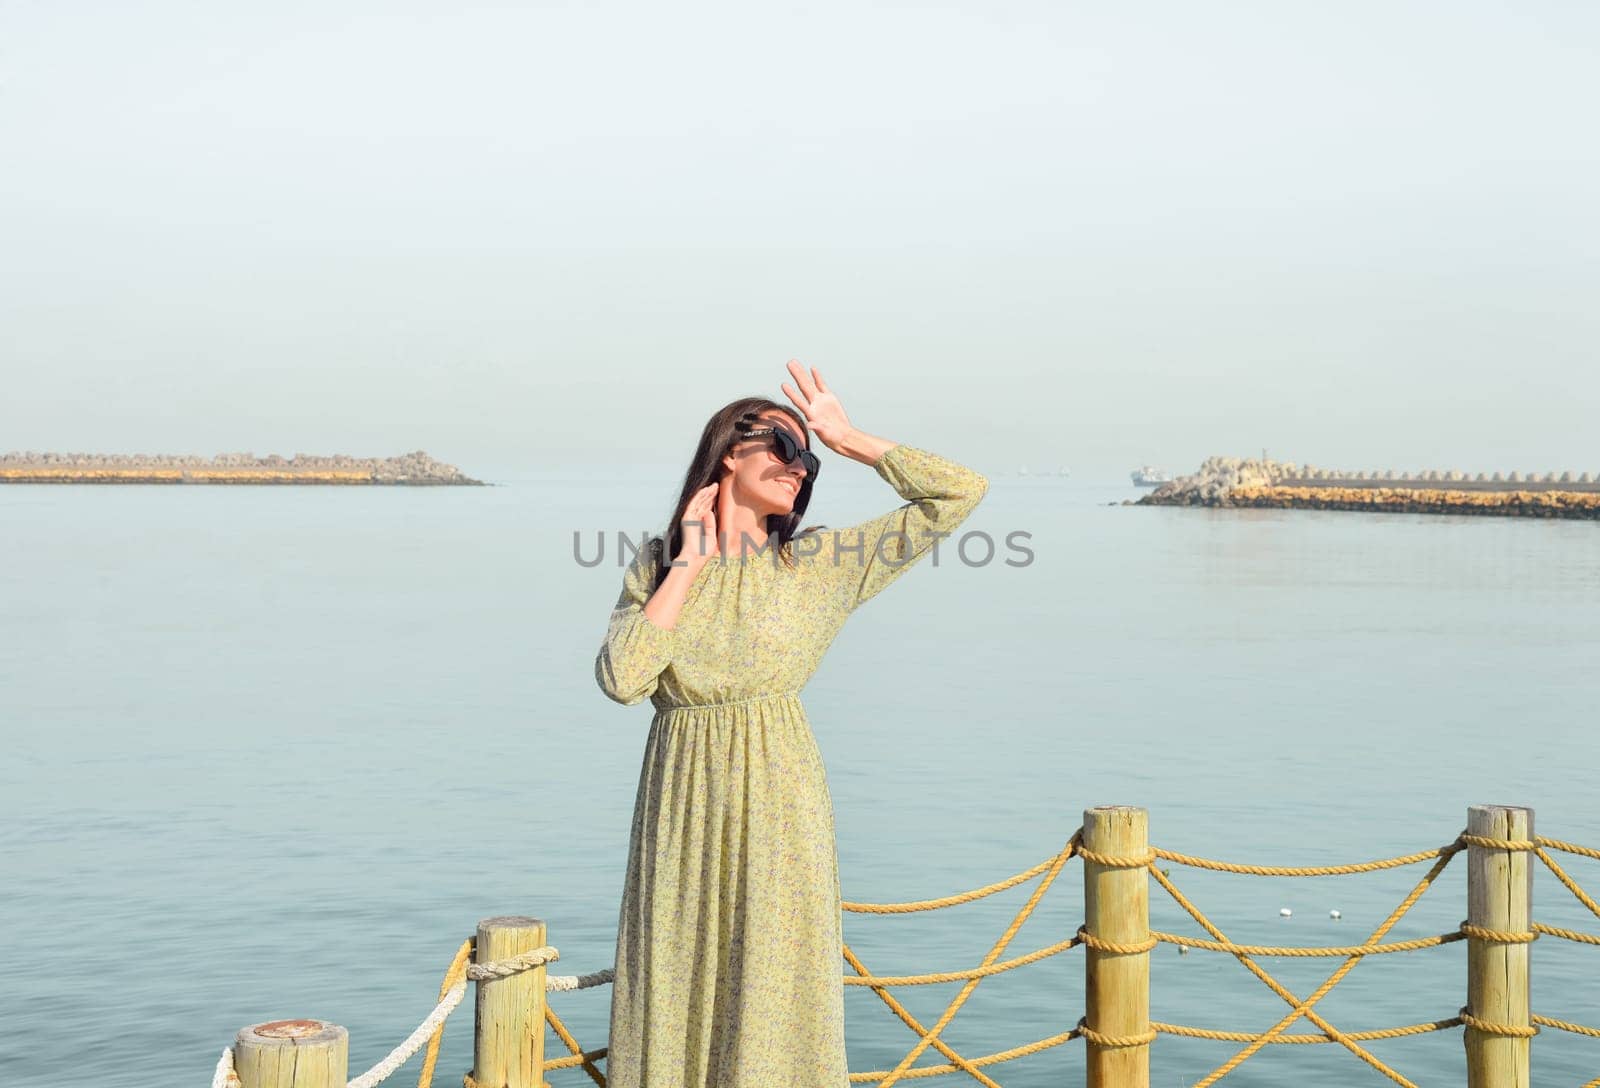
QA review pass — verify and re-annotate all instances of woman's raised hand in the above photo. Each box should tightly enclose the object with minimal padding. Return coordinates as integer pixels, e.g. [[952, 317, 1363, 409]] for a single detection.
[[780, 359, 853, 452], [676, 482, 720, 566]]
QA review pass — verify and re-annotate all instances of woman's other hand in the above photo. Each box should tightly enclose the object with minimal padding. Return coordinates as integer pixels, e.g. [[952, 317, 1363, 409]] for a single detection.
[[676, 482, 720, 566]]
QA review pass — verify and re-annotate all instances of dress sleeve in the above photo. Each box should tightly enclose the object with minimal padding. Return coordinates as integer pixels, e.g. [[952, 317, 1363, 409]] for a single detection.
[[822, 444, 989, 612], [594, 539, 676, 705]]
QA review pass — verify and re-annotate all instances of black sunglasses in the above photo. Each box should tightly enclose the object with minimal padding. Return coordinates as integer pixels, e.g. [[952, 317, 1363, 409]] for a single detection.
[[738, 426, 820, 479]]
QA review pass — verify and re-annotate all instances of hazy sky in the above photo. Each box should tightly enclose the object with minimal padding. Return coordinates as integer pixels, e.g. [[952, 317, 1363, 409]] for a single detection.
[[3, 1, 1596, 478]]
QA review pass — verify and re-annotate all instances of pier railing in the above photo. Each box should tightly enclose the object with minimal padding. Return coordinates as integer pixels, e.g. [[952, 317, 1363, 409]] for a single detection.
[[210, 804, 1600, 1088]]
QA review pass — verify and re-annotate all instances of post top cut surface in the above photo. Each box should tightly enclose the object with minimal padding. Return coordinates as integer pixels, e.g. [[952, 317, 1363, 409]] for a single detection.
[[238, 1020, 348, 1046], [256, 1020, 325, 1039], [478, 915, 545, 930]]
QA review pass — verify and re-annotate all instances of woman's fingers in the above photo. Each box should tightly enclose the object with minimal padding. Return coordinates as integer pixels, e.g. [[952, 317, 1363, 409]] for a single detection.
[[810, 366, 828, 394], [785, 358, 818, 399], [781, 381, 812, 417], [683, 483, 719, 555]]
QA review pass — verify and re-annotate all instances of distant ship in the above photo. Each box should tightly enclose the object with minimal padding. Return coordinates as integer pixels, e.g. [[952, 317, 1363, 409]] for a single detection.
[[1130, 465, 1171, 486], [1057, 465, 1071, 477]]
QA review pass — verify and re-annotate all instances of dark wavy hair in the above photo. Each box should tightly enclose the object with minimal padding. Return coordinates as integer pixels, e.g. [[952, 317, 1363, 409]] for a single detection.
[[649, 397, 825, 590]]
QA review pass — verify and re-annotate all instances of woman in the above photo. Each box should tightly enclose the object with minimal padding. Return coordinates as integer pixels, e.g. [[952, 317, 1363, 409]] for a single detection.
[[595, 360, 989, 1087]]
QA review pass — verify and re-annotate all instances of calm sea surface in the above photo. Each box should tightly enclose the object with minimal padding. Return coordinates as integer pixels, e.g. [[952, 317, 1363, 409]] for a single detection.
[[2, 471, 1598, 1087]]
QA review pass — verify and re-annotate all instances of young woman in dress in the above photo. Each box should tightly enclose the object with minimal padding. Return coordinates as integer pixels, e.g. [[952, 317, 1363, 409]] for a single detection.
[[596, 360, 988, 1087]]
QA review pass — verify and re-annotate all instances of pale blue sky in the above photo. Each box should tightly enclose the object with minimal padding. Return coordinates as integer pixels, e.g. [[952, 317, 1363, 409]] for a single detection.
[[2, 1, 1596, 479]]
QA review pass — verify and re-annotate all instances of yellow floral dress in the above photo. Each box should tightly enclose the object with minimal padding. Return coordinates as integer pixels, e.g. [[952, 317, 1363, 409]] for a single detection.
[[595, 443, 988, 1088]]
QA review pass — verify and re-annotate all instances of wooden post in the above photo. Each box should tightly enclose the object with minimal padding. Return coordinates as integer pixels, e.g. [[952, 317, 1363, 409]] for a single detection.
[[471, 915, 547, 1088], [233, 1020, 348, 1088], [1465, 804, 1534, 1088], [1083, 805, 1152, 1088]]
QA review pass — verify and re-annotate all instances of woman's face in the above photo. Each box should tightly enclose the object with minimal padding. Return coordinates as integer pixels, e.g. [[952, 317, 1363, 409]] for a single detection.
[[724, 410, 810, 515]]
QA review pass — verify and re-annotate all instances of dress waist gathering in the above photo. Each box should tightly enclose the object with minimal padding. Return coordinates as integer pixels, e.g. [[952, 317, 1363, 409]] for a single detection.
[[654, 690, 804, 715]]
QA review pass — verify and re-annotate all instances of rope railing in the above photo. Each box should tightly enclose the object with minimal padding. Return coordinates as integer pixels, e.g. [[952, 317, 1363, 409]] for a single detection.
[[1150, 843, 1464, 1088], [210, 805, 1600, 1088], [1151, 927, 1468, 957], [1153, 1016, 1467, 1045], [1150, 842, 1458, 876], [841, 846, 1068, 914]]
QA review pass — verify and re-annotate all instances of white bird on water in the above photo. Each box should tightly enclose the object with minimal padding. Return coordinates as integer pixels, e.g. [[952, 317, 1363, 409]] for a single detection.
[[1280, 907, 1293, 918]]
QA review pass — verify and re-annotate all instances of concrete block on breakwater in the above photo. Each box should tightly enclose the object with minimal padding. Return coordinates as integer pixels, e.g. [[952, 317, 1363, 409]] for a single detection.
[[1136, 456, 1600, 519]]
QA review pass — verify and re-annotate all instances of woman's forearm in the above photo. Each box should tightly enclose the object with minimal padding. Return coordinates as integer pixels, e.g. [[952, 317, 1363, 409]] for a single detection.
[[641, 556, 705, 631], [835, 427, 897, 466]]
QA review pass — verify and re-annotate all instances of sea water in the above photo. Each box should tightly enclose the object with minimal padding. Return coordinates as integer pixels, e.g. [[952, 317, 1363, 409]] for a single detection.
[[2, 471, 1597, 1087]]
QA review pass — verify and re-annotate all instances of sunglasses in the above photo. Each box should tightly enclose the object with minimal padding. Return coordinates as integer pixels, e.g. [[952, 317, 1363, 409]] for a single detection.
[[738, 426, 820, 479]]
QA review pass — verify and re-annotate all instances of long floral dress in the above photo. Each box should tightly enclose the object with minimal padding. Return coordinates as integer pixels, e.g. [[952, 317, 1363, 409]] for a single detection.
[[594, 443, 989, 1088]]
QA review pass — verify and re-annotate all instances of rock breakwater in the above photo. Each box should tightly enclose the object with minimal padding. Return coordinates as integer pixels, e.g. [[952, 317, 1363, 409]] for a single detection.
[[1137, 456, 1600, 520], [0, 450, 483, 485]]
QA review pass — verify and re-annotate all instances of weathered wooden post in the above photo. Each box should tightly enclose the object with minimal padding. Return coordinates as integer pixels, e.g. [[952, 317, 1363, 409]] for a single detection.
[[470, 915, 547, 1088], [233, 1020, 348, 1088], [1082, 805, 1152, 1088], [1464, 804, 1535, 1088]]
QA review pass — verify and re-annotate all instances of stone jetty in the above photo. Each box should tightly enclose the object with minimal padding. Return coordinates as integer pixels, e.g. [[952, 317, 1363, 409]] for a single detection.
[[1137, 456, 1600, 519], [0, 450, 483, 485]]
